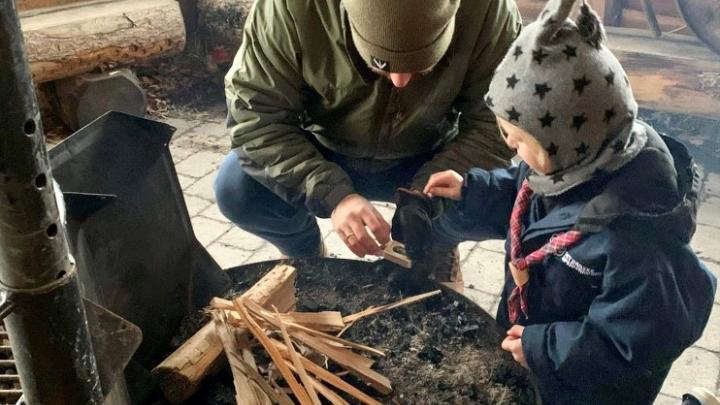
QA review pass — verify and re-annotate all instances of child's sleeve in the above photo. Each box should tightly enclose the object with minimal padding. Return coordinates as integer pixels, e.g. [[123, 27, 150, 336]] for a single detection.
[[521, 232, 717, 394], [443, 165, 522, 240]]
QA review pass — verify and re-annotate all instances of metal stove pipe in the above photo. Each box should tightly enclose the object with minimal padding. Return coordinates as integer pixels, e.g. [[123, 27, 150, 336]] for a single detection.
[[0, 1, 103, 403]]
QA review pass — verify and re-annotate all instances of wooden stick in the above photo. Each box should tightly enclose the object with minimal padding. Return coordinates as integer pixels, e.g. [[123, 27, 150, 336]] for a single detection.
[[211, 299, 345, 332], [244, 299, 384, 357], [284, 360, 350, 405], [342, 290, 441, 324], [292, 330, 392, 395], [275, 308, 322, 405], [212, 312, 265, 405], [235, 297, 314, 405], [152, 264, 297, 403], [271, 340, 383, 405], [382, 240, 412, 268]]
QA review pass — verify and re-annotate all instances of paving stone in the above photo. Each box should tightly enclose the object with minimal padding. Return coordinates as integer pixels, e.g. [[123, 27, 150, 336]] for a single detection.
[[245, 242, 283, 263], [653, 393, 680, 405], [169, 143, 196, 163], [693, 224, 720, 263], [703, 260, 720, 304], [184, 195, 212, 217], [372, 201, 395, 223], [171, 119, 230, 154], [191, 216, 232, 247], [477, 239, 506, 254], [458, 241, 476, 262], [206, 242, 255, 269], [199, 203, 230, 223], [178, 174, 197, 190], [462, 248, 506, 296], [697, 194, 720, 229], [185, 172, 217, 201], [217, 227, 266, 251], [318, 217, 334, 239], [174, 151, 225, 178], [696, 304, 720, 353], [660, 347, 720, 398], [323, 231, 355, 259], [463, 288, 499, 318], [161, 116, 196, 137], [185, 120, 227, 140]]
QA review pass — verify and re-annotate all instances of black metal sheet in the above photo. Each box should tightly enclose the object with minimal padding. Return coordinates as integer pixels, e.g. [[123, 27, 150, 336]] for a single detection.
[[49, 112, 230, 368]]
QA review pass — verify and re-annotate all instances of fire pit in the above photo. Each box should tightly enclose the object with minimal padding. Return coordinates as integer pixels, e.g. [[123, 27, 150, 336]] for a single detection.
[[153, 258, 537, 405]]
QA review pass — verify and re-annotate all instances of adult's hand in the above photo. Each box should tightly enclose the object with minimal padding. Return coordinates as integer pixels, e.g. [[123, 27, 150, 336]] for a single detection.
[[331, 193, 391, 257], [423, 170, 464, 200]]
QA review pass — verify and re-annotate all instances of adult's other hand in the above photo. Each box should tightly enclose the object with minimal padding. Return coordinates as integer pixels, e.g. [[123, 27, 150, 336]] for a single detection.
[[331, 193, 391, 257]]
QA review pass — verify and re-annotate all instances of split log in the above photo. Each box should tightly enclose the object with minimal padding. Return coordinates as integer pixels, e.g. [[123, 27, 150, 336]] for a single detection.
[[20, 0, 186, 83], [152, 264, 297, 404]]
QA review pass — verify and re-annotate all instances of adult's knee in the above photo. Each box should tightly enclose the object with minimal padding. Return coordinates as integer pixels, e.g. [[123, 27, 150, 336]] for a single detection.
[[214, 154, 264, 226]]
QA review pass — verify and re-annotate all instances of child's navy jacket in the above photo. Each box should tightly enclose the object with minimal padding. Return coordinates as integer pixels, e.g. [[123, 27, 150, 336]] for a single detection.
[[450, 124, 717, 404]]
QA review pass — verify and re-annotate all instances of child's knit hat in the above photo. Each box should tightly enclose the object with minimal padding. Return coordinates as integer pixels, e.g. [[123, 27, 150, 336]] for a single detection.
[[484, 0, 647, 196]]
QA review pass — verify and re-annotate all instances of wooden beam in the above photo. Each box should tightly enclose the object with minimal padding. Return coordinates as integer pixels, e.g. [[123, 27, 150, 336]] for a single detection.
[[17, 0, 87, 12], [606, 27, 720, 118], [20, 0, 185, 83], [152, 264, 297, 404]]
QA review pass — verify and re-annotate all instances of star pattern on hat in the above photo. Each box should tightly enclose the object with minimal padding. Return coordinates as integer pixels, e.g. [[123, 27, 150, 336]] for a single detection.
[[612, 139, 625, 153], [513, 46, 523, 61], [485, 96, 494, 107], [532, 48, 550, 65], [552, 173, 565, 184], [563, 45, 577, 60], [546, 142, 559, 156], [575, 142, 589, 155], [605, 70, 615, 86], [506, 74, 520, 89], [539, 111, 556, 128], [507, 107, 521, 123], [603, 107, 616, 123], [571, 113, 588, 131], [534, 83, 552, 100], [573, 76, 592, 95]]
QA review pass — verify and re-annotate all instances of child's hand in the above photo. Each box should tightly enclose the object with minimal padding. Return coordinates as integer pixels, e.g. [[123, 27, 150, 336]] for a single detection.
[[501, 325, 528, 369], [423, 170, 464, 200]]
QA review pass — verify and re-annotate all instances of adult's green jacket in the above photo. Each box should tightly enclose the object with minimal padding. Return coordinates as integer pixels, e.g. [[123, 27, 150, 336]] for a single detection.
[[225, 0, 522, 218]]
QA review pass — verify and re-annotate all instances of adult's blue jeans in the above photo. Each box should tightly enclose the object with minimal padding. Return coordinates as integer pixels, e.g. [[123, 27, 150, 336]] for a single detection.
[[213, 152, 491, 257]]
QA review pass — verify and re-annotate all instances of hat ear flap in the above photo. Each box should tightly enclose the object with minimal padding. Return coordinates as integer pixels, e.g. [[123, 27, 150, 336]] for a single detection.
[[537, 0, 577, 43], [576, 0, 605, 48]]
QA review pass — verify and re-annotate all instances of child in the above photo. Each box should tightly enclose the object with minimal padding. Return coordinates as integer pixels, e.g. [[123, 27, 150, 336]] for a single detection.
[[424, 0, 717, 403]]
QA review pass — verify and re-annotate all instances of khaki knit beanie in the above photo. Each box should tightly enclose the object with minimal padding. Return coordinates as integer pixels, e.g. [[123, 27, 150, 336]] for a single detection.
[[344, 0, 460, 73]]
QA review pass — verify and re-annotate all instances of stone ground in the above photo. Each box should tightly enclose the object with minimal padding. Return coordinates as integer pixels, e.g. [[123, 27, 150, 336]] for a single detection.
[[162, 106, 719, 404]]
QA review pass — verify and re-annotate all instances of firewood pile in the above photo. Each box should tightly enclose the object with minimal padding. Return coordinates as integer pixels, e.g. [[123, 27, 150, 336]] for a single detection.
[[153, 264, 440, 405]]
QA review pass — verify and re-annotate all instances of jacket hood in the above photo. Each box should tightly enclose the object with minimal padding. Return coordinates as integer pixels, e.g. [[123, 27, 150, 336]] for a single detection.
[[575, 121, 701, 244]]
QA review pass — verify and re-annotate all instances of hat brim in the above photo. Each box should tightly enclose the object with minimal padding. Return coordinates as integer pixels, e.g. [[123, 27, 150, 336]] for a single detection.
[[350, 18, 455, 74]]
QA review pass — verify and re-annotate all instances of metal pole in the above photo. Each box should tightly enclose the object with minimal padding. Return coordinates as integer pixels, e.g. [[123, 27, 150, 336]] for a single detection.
[[0, 1, 103, 403]]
